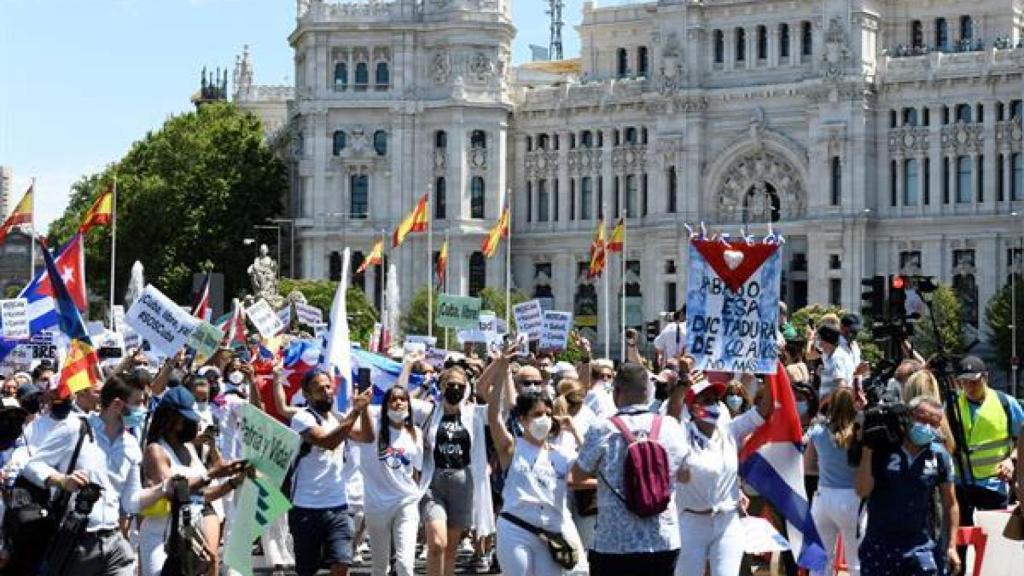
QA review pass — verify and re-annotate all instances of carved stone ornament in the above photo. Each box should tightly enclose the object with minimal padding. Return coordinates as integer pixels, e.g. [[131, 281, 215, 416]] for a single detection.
[[659, 32, 684, 94], [433, 150, 447, 174], [823, 18, 850, 81], [432, 51, 451, 85], [611, 146, 647, 173], [995, 119, 1023, 152], [715, 150, 806, 222], [888, 127, 930, 157], [470, 52, 495, 83], [470, 148, 488, 171], [525, 150, 559, 178], [567, 149, 602, 175], [941, 123, 984, 154]]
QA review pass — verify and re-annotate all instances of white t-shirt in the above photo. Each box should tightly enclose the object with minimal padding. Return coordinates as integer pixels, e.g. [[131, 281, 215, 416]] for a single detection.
[[654, 322, 687, 360], [584, 386, 617, 420], [820, 346, 855, 400], [552, 405, 596, 455], [356, 414, 423, 512], [290, 409, 348, 509], [501, 439, 574, 532]]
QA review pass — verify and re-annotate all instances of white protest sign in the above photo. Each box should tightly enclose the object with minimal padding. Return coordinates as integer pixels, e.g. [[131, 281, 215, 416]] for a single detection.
[[0, 299, 29, 341], [513, 300, 545, 340], [122, 326, 142, 350], [29, 332, 57, 360], [86, 321, 106, 338], [246, 299, 285, 338], [125, 285, 198, 357], [539, 310, 573, 352], [309, 322, 328, 340], [294, 302, 323, 326], [456, 329, 492, 344], [478, 311, 497, 333], [404, 335, 437, 349], [110, 305, 126, 332], [277, 305, 291, 330]]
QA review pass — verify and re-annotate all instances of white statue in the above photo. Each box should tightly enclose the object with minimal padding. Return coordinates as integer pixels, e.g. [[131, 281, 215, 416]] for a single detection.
[[248, 244, 282, 306]]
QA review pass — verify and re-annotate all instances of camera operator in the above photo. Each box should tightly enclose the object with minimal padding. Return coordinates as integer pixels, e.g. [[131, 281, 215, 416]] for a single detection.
[[855, 396, 960, 576], [21, 376, 174, 575], [951, 357, 1022, 534]]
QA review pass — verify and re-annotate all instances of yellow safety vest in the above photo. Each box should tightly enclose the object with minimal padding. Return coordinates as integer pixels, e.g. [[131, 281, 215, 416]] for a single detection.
[[957, 391, 1013, 480]]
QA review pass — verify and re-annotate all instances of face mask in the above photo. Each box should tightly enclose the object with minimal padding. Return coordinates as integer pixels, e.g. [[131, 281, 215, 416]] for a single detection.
[[51, 401, 72, 420], [908, 422, 937, 446], [196, 401, 209, 413], [228, 371, 245, 385], [697, 404, 721, 425], [527, 415, 552, 441], [123, 406, 146, 428], [312, 398, 333, 414], [796, 401, 809, 416], [725, 395, 744, 412], [179, 419, 199, 443], [444, 386, 465, 405], [387, 408, 408, 424]]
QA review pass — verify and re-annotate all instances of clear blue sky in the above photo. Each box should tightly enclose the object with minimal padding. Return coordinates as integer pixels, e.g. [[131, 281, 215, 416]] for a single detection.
[[0, 0, 583, 231]]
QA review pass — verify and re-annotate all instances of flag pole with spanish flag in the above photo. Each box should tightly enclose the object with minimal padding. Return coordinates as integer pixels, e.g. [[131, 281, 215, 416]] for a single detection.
[[608, 215, 626, 362], [28, 178, 36, 280], [505, 188, 512, 328], [110, 176, 118, 313], [427, 186, 433, 338]]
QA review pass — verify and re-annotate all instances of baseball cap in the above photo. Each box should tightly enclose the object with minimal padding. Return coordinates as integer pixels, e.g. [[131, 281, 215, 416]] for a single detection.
[[16, 382, 42, 402], [957, 356, 986, 380], [841, 313, 863, 332], [158, 386, 200, 422], [684, 371, 725, 404]]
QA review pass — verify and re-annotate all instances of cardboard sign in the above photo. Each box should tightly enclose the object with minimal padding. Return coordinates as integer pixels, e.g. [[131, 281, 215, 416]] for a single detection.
[[539, 310, 573, 352], [125, 285, 198, 357], [188, 321, 223, 365], [436, 294, 482, 330], [478, 311, 497, 333], [0, 298, 29, 341], [309, 322, 328, 340], [513, 300, 545, 340], [224, 477, 292, 576], [294, 302, 323, 326], [685, 239, 781, 374], [405, 335, 437, 348], [29, 332, 57, 360], [246, 299, 285, 339], [237, 403, 301, 486], [110, 305, 125, 332]]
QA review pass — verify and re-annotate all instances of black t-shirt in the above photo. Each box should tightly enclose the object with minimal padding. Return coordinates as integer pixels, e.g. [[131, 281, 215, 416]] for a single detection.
[[434, 412, 471, 470]]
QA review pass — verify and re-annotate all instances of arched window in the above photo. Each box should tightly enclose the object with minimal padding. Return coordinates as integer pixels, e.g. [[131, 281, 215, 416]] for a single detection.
[[617, 48, 629, 77], [581, 131, 593, 148], [469, 252, 486, 297], [735, 28, 746, 62], [471, 176, 485, 218], [755, 26, 767, 60], [434, 177, 446, 219], [801, 21, 813, 56], [779, 24, 790, 58], [667, 166, 677, 213], [637, 46, 649, 77], [959, 15, 973, 44], [375, 62, 390, 88], [935, 18, 949, 50], [624, 127, 637, 145], [350, 174, 369, 217], [911, 20, 923, 49], [373, 130, 387, 155], [830, 156, 841, 206], [581, 177, 593, 219], [471, 130, 486, 149], [713, 30, 725, 63], [525, 135, 532, 151], [955, 104, 972, 123], [537, 180, 549, 222], [354, 62, 369, 89], [332, 130, 346, 155], [351, 251, 366, 289], [902, 108, 918, 126], [904, 158, 919, 205], [329, 251, 342, 281], [537, 133, 549, 150], [334, 63, 348, 90], [435, 130, 447, 149], [956, 156, 972, 203]]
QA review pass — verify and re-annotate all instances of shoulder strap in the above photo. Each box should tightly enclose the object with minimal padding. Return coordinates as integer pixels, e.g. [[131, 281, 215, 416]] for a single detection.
[[996, 391, 1013, 432], [66, 417, 93, 475], [609, 416, 636, 444], [649, 415, 663, 442]]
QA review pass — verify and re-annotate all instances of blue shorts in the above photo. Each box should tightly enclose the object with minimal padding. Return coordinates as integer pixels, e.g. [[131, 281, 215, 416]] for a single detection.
[[860, 537, 938, 576], [288, 505, 353, 576]]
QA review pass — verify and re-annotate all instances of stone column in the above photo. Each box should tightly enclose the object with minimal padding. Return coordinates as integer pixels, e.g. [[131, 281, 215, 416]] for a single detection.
[[982, 99, 997, 212], [928, 105, 943, 216], [601, 129, 614, 220]]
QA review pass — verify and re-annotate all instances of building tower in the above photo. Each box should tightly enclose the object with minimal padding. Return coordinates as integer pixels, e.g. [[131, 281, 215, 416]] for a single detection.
[[547, 0, 564, 60], [192, 66, 229, 109], [0, 166, 11, 218]]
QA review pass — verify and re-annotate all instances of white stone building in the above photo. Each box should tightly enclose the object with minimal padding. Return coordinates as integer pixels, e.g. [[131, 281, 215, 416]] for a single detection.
[[237, 0, 1024, 348], [0, 166, 12, 218]]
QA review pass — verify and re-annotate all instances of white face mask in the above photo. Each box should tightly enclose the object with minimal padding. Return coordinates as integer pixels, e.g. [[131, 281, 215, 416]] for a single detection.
[[228, 371, 245, 385], [387, 408, 407, 424], [527, 415, 552, 441], [196, 401, 209, 412]]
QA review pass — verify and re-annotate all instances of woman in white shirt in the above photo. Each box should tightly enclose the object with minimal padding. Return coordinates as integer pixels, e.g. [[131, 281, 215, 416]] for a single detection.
[[352, 384, 424, 576], [488, 350, 583, 576], [675, 374, 774, 576]]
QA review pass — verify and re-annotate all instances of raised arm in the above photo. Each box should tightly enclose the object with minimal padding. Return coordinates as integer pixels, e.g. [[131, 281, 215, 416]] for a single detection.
[[303, 388, 373, 450], [487, 346, 516, 469]]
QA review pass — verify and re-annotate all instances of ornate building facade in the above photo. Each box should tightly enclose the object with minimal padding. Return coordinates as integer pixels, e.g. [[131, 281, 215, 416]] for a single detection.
[[239, 0, 1024, 347]]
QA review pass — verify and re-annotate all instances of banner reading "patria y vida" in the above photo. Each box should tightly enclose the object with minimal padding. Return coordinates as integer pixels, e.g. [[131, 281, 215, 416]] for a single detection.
[[685, 238, 781, 375]]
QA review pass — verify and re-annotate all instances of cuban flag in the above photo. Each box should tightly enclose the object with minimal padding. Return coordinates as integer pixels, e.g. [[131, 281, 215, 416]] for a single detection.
[[283, 338, 321, 389], [738, 361, 827, 571]]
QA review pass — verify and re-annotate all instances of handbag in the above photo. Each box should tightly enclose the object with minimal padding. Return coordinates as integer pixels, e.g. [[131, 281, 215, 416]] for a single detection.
[[499, 512, 579, 569], [161, 476, 213, 576]]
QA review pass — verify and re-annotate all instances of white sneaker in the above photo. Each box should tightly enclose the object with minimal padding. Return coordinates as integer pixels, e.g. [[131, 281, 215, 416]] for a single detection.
[[459, 537, 474, 554]]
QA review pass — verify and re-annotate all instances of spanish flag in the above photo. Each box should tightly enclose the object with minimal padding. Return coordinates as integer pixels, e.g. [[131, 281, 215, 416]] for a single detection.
[[588, 219, 606, 279], [79, 184, 113, 234], [392, 193, 429, 248], [436, 239, 448, 289], [607, 218, 625, 253], [356, 239, 384, 275], [481, 207, 510, 258], [0, 185, 33, 244]]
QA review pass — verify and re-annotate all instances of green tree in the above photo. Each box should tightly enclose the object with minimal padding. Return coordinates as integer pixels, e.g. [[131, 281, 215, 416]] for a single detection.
[[48, 103, 286, 305], [401, 287, 529, 347], [910, 284, 965, 358], [401, 287, 437, 338], [477, 287, 528, 329], [791, 303, 883, 364], [278, 278, 378, 346], [985, 279, 1024, 369]]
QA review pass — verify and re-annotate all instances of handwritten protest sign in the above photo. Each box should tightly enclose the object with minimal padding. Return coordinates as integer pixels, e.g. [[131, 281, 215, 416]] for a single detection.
[[110, 305, 125, 332], [277, 305, 292, 330], [539, 310, 573, 352], [436, 294, 482, 330], [294, 302, 323, 326], [29, 332, 57, 360], [513, 300, 545, 340], [237, 403, 300, 486], [246, 299, 285, 338], [125, 285, 198, 357], [685, 239, 781, 374], [187, 321, 223, 365], [0, 299, 29, 341]]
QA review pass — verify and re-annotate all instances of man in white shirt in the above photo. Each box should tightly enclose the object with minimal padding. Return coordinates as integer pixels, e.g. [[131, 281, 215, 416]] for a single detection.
[[654, 308, 687, 369], [816, 325, 854, 403], [840, 313, 863, 367]]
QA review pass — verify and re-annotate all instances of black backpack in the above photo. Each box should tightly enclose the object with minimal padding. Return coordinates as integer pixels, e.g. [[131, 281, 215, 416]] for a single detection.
[[280, 408, 323, 498]]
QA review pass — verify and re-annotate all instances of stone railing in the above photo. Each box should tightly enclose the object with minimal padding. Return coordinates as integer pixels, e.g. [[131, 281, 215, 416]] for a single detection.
[[301, 0, 400, 22], [517, 76, 649, 110], [880, 46, 1024, 82], [995, 119, 1023, 152]]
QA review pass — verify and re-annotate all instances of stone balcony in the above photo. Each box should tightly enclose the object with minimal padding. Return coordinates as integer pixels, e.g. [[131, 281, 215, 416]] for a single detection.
[[878, 46, 1024, 83]]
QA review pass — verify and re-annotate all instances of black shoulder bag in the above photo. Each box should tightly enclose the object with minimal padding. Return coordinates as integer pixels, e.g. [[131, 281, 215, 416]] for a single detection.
[[280, 408, 324, 498]]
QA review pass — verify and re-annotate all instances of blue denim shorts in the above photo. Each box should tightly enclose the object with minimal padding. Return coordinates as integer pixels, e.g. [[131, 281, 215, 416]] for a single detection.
[[288, 505, 353, 576]]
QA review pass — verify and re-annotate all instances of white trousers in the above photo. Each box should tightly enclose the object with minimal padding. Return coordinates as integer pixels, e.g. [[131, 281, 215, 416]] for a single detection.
[[675, 510, 746, 576], [365, 499, 420, 576], [495, 517, 563, 576], [810, 486, 862, 576]]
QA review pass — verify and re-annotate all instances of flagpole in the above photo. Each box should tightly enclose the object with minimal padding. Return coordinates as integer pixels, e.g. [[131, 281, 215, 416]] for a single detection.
[[29, 177, 36, 280], [602, 216, 609, 360], [444, 228, 450, 350], [505, 188, 512, 329], [427, 187, 433, 338], [620, 211, 627, 363], [109, 176, 118, 313]]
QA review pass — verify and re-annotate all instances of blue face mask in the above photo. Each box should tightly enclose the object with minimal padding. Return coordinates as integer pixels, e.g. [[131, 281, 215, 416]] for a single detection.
[[123, 406, 146, 429], [725, 395, 744, 412], [908, 422, 936, 446]]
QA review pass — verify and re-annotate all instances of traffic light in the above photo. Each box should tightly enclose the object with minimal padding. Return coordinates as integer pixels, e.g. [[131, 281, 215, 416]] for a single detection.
[[645, 320, 660, 343], [889, 275, 907, 319], [861, 276, 885, 319]]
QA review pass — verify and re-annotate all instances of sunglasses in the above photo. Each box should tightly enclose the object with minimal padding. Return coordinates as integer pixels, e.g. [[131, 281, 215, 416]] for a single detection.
[[519, 379, 544, 387]]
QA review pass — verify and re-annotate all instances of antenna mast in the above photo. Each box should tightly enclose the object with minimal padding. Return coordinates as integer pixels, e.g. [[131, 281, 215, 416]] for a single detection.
[[547, 0, 564, 60]]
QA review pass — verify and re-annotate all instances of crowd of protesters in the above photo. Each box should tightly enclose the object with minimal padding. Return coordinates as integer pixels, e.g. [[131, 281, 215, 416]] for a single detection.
[[0, 303, 1022, 576]]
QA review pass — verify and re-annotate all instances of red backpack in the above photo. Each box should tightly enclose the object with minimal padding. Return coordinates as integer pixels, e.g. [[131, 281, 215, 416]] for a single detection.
[[604, 415, 672, 518]]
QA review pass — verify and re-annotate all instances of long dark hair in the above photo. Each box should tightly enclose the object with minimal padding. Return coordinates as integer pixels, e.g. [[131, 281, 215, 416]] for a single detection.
[[378, 385, 415, 456], [514, 391, 559, 438], [146, 404, 180, 446]]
